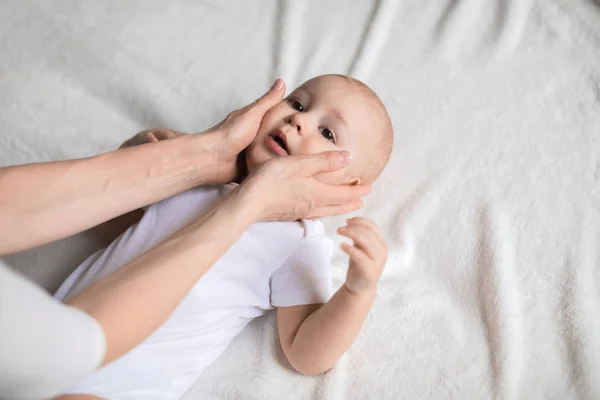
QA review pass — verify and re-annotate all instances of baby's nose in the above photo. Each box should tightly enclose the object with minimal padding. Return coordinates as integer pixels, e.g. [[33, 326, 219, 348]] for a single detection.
[[285, 115, 303, 135]]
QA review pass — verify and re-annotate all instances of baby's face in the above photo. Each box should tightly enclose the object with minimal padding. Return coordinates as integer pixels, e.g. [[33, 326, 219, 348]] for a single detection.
[[245, 75, 381, 185]]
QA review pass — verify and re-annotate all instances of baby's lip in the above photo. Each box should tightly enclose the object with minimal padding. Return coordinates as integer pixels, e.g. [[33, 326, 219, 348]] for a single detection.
[[266, 129, 289, 156], [274, 129, 287, 145], [270, 130, 289, 151]]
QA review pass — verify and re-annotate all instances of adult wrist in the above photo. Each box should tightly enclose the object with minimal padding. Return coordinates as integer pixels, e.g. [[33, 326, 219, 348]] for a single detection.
[[186, 132, 235, 185], [228, 183, 264, 224]]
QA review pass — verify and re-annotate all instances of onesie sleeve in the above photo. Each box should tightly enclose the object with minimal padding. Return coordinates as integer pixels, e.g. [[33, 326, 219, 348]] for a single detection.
[[269, 222, 333, 307]]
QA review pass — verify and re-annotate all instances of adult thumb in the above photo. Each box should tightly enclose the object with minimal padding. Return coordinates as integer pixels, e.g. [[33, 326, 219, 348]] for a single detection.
[[247, 79, 286, 115], [307, 151, 353, 175]]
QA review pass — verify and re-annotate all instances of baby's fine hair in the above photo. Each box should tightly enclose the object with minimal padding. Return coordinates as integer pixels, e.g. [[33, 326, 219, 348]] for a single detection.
[[327, 74, 393, 184]]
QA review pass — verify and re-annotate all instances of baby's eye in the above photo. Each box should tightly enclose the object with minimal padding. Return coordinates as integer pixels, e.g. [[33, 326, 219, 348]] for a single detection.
[[290, 100, 304, 112], [320, 127, 335, 143]]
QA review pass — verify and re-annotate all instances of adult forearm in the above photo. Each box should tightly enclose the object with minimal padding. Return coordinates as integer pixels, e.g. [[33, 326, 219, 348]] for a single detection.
[[66, 188, 257, 365], [0, 133, 225, 254], [288, 285, 376, 375]]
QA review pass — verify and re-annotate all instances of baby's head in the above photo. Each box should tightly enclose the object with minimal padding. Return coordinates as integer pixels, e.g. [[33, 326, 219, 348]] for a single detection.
[[245, 74, 393, 185]]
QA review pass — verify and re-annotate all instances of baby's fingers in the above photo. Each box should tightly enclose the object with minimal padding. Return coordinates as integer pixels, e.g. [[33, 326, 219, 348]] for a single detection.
[[341, 243, 371, 266], [347, 217, 379, 233], [153, 129, 183, 141], [143, 131, 159, 143], [338, 224, 381, 260], [347, 217, 386, 247], [121, 130, 158, 148]]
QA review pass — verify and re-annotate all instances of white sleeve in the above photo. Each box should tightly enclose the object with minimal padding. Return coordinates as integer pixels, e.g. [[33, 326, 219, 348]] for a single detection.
[[269, 235, 333, 307], [0, 260, 106, 400]]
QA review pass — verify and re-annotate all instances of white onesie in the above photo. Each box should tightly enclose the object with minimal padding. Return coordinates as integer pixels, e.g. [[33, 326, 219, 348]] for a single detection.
[[54, 183, 333, 400]]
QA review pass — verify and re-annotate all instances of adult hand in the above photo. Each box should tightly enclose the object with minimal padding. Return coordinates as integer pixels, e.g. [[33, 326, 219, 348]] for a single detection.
[[206, 79, 286, 182], [239, 150, 371, 221], [120, 79, 286, 182]]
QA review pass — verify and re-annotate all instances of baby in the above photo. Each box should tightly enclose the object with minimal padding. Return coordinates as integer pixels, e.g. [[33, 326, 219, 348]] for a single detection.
[[54, 74, 393, 400]]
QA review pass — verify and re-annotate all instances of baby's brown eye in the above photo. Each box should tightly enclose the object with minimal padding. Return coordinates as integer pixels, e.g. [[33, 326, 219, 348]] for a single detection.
[[290, 100, 304, 112], [320, 128, 335, 142]]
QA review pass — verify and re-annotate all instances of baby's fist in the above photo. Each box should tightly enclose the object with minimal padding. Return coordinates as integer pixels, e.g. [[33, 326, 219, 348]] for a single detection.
[[338, 217, 387, 295], [119, 129, 185, 149]]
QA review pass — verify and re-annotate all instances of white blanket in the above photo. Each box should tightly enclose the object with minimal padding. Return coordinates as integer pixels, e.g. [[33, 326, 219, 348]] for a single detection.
[[1, 1, 599, 398]]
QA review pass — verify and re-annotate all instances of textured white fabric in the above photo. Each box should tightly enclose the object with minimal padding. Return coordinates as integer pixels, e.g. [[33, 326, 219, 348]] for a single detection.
[[54, 184, 332, 400], [1, 1, 599, 399], [0, 260, 105, 400]]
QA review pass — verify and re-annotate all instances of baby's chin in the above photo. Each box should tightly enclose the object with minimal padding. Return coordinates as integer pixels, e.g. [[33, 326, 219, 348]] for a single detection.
[[243, 148, 264, 175]]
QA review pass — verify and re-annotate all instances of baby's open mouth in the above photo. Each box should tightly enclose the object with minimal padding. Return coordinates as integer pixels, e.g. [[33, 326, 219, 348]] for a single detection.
[[266, 131, 289, 156], [273, 135, 287, 152]]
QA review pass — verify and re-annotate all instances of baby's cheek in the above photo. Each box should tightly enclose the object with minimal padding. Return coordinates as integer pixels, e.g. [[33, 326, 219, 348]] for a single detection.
[[298, 138, 337, 156], [255, 111, 277, 139], [245, 140, 270, 173]]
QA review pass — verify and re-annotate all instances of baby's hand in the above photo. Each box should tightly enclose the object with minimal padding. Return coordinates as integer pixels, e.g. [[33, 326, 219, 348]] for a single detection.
[[338, 217, 387, 295], [119, 129, 185, 149]]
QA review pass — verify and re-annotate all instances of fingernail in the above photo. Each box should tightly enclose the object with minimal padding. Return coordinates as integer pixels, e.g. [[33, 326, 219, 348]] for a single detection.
[[339, 151, 352, 164], [271, 78, 284, 91]]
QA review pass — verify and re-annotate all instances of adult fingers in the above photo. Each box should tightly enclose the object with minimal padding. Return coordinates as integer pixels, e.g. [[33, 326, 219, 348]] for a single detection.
[[311, 181, 371, 207], [270, 151, 352, 177], [306, 200, 364, 219], [261, 155, 370, 203], [241, 79, 286, 116], [298, 151, 353, 175]]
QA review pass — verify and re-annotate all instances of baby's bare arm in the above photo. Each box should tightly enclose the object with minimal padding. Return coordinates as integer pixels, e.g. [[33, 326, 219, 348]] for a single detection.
[[277, 287, 376, 375], [277, 218, 387, 375]]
